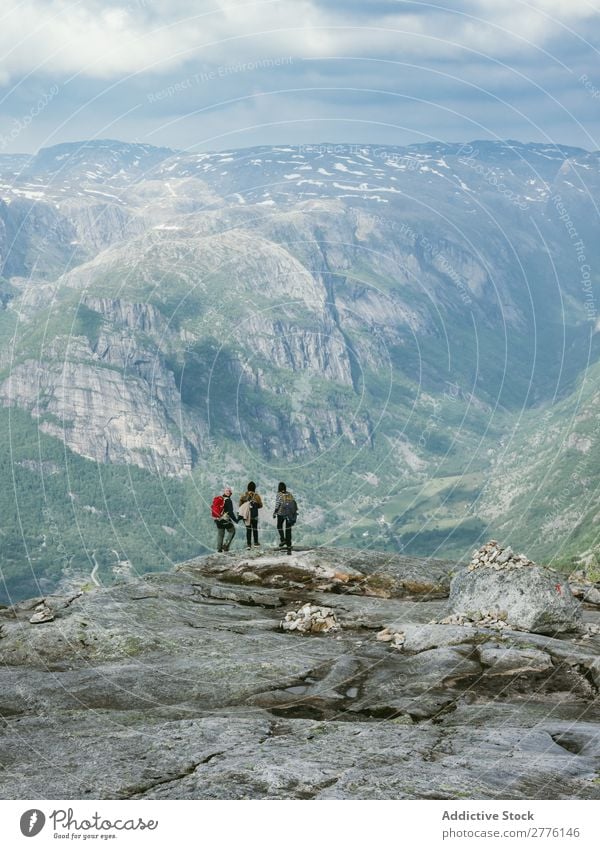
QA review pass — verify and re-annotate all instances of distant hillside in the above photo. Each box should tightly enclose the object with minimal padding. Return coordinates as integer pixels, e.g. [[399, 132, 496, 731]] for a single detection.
[[0, 138, 599, 600]]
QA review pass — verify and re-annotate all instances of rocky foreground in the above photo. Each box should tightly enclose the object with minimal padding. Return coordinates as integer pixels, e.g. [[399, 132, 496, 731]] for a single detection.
[[1, 545, 600, 800]]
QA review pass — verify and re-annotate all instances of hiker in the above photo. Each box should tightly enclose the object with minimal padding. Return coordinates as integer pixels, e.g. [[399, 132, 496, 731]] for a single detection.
[[239, 481, 263, 549], [212, 486, 239, 552], [273, 481, 298, 555]]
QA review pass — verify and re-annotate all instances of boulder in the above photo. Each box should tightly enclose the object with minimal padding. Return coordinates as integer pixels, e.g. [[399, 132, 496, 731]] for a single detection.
[[450, 543, 581, 634]]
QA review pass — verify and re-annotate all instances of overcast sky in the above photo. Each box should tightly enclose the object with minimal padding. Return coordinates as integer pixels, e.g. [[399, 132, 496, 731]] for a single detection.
[[1, 0, 599, 155]]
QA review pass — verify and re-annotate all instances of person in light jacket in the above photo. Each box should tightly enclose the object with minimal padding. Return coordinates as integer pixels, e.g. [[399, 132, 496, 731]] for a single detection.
[[239, 481, 263, 548]]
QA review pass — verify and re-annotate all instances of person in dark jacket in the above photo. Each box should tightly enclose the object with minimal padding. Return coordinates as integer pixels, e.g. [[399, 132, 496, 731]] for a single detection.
[[239, 481, 263, 548], [216, 485, 238, 552], [273, 481, 297, 555]]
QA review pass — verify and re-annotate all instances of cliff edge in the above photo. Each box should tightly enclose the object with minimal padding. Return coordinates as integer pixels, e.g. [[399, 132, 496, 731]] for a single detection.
[[1, 546, 599, 800]]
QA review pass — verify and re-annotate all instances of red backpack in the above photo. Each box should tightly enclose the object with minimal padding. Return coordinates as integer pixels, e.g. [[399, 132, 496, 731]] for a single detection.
[[211, 495, 225, 519]]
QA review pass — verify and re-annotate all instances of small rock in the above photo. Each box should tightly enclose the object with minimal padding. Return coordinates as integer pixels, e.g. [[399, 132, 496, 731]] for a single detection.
[[241, 572, 261, 584], [376, 627, 405, 649], [577, 622, 600, 642], [584, 587, 600, 606], [29, 604, 54, 624], [333, 571, 352, 583]]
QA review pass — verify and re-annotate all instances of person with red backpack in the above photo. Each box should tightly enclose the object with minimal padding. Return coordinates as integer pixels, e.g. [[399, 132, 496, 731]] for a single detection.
[[273, 481, 298, 555], [211, 486, 239, 552]]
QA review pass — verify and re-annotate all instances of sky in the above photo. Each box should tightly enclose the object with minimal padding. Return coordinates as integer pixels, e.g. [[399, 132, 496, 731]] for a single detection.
[[0, 0, 599, 155]]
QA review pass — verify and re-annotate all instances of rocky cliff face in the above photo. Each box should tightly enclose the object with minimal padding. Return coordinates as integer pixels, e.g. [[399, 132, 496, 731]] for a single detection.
[[1, 308, 203, 477], [3, 359, 196, 477], [1, 546, 598, 800]]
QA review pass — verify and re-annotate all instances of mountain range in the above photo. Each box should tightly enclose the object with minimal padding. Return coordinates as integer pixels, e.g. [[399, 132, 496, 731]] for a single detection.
[[0, 137, 599, 602]]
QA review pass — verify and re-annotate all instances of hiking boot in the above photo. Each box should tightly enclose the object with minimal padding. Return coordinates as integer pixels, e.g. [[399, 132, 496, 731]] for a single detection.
[[278, 541, 286, 548], [222, 543, 230, 552], [246, 545, 252, 550]]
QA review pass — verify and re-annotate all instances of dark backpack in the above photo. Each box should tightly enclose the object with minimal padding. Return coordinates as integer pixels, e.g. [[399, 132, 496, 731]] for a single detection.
[[211, 495, 225, 520], [280, 493, 298, 525]]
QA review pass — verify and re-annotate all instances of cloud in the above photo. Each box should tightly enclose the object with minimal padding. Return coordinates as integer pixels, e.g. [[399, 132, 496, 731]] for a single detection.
[[0, 1, 598, 154], [0, 0, 598, 85]]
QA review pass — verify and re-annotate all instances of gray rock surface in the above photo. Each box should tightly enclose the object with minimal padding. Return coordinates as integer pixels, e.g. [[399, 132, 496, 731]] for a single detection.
[[185, 548, 455, 598], [1, 548, 599, 800], [478, 647, 554, 676]]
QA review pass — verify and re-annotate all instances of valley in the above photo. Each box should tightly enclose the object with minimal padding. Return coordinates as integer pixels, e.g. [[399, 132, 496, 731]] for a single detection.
[[0, 138, 599, 601]]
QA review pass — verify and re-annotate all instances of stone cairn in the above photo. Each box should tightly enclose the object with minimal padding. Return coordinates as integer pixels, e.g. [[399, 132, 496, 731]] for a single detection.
[[376, 627, 405, 649], [467, 540, 533, 572], [431, 610, 513, 630], [281, 603, 340, 634]]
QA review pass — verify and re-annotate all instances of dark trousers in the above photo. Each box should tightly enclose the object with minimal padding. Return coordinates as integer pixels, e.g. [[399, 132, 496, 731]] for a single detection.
[[246, 518, 259, 546], [277, 516, 292, 550]]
